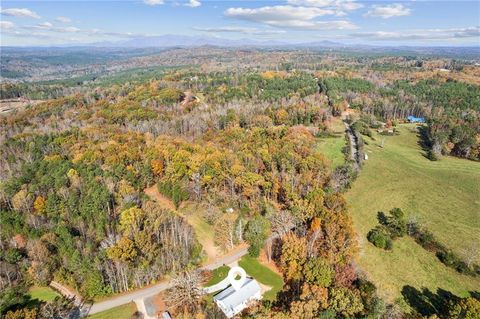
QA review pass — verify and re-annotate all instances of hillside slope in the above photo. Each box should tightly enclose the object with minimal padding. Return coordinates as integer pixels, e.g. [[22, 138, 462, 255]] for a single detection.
[[346, 124, 480, 302]]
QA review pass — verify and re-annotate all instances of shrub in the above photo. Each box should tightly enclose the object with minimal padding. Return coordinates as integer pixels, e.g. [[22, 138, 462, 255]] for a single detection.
[[385, 208, 407, 239], [417, 229, 435, 249], [436, 251, 457, 267], [412, 227, 478, 277], [427, 149, 439, 161], [367, 226, 393, 250]]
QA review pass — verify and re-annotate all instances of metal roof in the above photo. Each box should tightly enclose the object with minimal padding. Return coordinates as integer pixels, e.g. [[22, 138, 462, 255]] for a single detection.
[[213, 277, 261, 310]]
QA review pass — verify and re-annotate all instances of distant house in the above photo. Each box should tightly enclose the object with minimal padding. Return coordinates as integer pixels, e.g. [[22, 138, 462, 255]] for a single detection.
[[407, 115, 425, 123], [213, 277, 262, 318]]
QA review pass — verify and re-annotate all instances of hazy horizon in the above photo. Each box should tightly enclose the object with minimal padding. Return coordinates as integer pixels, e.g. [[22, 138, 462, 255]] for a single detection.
[[1, 0, 479, 47]]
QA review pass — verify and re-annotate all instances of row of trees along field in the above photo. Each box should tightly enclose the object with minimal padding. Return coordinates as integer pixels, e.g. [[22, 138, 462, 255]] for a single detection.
[[1, 65, 479, 318], [320, 75, 480, 161]]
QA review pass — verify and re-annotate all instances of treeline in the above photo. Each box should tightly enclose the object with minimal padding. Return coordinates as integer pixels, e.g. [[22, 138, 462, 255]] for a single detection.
[[320, 76, 480, 162], [368, 208, 480, 277], [424, 112, 480, 161], [409, 221, 480, 277], [318, 76, 480, 129], [393, 79, 480, 111]]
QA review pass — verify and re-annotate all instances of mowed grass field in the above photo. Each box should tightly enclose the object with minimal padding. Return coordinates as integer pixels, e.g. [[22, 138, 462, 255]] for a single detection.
[[316, 136, 346, 169], [87, 303, 137, 319], [345, 124, 480, 302], [28, 286, 59, 302], [316, 117, 346, 169], [239, 256, 284, 301]]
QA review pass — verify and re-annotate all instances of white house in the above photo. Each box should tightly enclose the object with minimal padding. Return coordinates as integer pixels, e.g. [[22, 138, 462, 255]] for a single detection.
[[212, 267, 262, 318]]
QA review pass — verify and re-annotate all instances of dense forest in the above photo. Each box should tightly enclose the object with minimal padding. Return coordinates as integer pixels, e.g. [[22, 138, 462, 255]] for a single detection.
[[1, 49, 479, 318]]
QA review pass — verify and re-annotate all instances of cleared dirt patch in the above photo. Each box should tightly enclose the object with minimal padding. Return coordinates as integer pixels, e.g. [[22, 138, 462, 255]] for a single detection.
[[0, 99, 44, 115], [144, 184, 176, 211]]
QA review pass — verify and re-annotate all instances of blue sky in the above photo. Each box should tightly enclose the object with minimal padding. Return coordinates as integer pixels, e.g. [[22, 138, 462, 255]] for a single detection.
[[1, 0, 479, 46]]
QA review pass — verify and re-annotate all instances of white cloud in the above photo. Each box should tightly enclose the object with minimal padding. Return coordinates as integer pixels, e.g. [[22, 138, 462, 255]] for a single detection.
[[0, 7, 40, 19], [143, 0, 164, 5], [185, 0, 201, 8], [351, 27, 480, 41], [1, 30, 57, 39], [452, 26, 480, 38], [365, 3, 411, 19], [226, 6, 335, 22], [1, 28, 87, 44], [287, 0, 333, 6], [64, 26, 81, 33], [287, 0, 363, 11], [27, 22, 148, 38], [55, 16, 72, 23], [0, 21, 15, 30], [27, 22, 80, 33], [37, 22, 53, 29], [194, 26, 285, 35], [224, 5, 357, 30]]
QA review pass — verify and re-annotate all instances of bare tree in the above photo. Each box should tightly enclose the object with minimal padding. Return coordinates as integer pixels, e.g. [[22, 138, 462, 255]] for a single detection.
[[270, 210, 296, 238], [460, 244, 479, 268], [38, 296, 78, 319], [383, 304, 403, 319], [165, 270, 204, 314]]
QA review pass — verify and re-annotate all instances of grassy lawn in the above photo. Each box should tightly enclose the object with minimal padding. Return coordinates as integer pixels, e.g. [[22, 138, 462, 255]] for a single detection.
[[239, 256, 284, 301], [87, 303, 137, 319], [28, 286, 59, 302], [345, 124, 480, 302], [316, 117, 346, 169], [206, 265, 230, 286], [179, 203, 218, 262], [316, 136, 346, 169]]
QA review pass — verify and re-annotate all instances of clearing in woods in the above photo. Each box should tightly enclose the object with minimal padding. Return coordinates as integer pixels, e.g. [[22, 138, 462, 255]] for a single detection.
[[179, 202, 219, 263], [144, 184, 219, 262], [315, 116, 347, 169], [28, 286, 59, 303], [345, 124, 480, 302]]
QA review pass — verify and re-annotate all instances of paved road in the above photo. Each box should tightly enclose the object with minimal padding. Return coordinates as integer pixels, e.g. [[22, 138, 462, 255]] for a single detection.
[[87, 247, 248, 315]]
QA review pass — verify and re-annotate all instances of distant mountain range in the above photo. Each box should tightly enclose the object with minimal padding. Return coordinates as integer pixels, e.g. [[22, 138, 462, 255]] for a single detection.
[[89, 34, 345, 48], [78, 35, 479, 59], [2, 35, 478, 60]]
